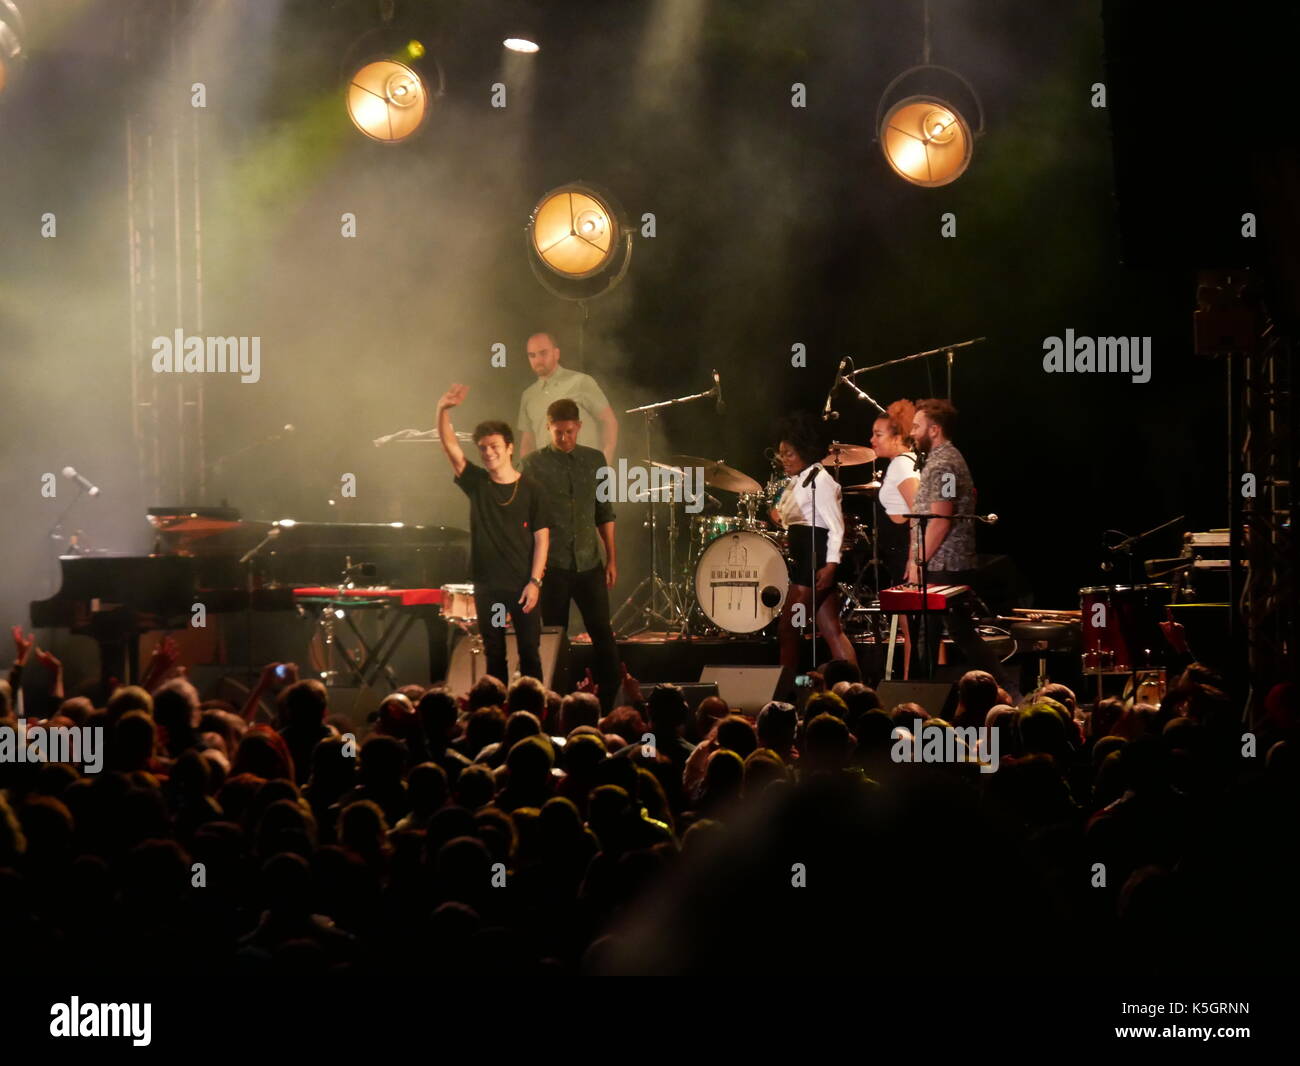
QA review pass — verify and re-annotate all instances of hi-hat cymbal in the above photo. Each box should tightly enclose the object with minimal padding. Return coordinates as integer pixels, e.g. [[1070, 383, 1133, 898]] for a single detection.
[[822, 442, 876, 467], [668, 454, 762, 495], [842, 482, 882, 494]]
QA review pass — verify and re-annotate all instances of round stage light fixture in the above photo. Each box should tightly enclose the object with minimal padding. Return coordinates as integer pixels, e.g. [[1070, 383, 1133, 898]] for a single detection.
[[503, 37, 539, 54], [342, 27, 443, 144], [875, 65, 983, 188], [0, 0, 26, 96], [880, 95, 972, 187], [526, 182, 633, 300], [347, 57, 429, 143]]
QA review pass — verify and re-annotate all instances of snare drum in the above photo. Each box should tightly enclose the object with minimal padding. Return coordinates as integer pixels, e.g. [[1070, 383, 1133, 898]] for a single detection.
[[1079, 584, 1173, 673], [694, 530, 789, 634], [440, 583, 477, 626]]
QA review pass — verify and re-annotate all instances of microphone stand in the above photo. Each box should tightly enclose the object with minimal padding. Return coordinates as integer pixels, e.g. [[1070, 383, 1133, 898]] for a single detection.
[[1103, 514, 1185, 586], [838, 362, 887, 416], [825, 357, 887, 420], [846, 337, 986, 402]]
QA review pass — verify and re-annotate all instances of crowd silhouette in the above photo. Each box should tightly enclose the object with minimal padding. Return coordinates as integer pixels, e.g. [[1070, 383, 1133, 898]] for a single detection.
[[2, 628, 1296, 976]]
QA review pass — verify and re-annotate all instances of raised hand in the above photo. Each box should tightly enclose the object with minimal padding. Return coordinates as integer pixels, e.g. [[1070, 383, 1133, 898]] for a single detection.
[[438, 383, 470, 410], [34, 647, 62, 672], [12, 625, 35, 666], [575, 668, 599, 696], [619, 662, 642, 704]]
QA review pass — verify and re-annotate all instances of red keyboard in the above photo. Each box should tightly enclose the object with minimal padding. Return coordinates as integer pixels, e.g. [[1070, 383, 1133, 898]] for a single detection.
[[879, 584, 971, 612], [293, 587, 444, 607]]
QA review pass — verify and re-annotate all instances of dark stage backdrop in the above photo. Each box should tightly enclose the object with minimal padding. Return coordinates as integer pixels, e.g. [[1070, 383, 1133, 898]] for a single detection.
[[1, 0, 1287, 663]]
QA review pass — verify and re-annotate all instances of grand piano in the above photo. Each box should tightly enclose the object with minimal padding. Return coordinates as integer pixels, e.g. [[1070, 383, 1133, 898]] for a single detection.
[[31, 507, 469, 682]]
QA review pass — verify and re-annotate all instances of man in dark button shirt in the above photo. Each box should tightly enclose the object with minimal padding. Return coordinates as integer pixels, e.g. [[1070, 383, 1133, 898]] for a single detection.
[[519, 398, 621, 708], [437, 383, 551, 683]]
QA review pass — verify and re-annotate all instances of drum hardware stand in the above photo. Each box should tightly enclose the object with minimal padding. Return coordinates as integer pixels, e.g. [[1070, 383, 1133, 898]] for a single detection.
[[612, 380, 719, 638]]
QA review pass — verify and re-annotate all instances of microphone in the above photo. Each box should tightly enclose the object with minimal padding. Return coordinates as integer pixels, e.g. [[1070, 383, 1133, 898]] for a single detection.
[[61, 467, 101, 497], [802, 463, 820, 488], [712, 369, 725, 413], [823, 357, 847, 421]]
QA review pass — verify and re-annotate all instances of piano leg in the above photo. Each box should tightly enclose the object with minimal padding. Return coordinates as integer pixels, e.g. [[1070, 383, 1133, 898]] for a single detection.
[[90, 614, 142, 686], [422, 609, 450, 684]]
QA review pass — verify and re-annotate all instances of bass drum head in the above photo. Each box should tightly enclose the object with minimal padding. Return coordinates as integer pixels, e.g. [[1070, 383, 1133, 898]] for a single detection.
[[694, 531, 788, 634]]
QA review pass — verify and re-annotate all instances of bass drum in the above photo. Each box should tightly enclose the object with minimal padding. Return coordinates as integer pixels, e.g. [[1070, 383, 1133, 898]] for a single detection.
[[694, 531, 789, 634]]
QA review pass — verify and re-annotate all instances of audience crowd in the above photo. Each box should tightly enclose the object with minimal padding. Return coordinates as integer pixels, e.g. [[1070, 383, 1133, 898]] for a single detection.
[[1, 627, 1296, 975]]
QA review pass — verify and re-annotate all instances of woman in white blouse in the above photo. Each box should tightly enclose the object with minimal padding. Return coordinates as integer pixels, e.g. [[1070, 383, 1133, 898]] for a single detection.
[[769, 417, 859, 700]]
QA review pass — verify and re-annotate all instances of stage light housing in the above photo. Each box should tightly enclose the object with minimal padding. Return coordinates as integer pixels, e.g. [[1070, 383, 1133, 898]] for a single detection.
[[503, 37, 539, 53], [526, 182, 633, 300], [0, 0, 26, 96], [875, 66, 984, 188], [342, 31, 444, 144]]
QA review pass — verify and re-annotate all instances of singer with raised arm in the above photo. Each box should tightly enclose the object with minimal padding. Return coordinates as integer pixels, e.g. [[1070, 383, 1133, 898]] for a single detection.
[[906, 399, 1019, 699], [770, 414, 858, 701], [437, 384, 551, 683]]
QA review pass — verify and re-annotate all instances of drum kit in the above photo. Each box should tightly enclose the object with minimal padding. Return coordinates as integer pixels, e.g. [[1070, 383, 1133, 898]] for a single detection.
[[610, 442, 887, 639]]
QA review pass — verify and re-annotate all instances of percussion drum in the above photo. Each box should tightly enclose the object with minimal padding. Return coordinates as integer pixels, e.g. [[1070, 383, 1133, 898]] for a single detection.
[[694, 531, 789, 634], [440, 583, 478, 627], [691, 514, 744, 555], [1079, 584, 1173, 673]]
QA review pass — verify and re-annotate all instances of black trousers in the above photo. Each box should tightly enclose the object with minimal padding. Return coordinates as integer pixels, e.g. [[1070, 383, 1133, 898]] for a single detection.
[[913, 569, 1021, 701], [541, 565, 620, 710], [473, 585, 543, 684]]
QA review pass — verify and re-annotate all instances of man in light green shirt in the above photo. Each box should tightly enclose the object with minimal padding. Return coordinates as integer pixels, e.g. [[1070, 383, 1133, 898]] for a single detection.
[[516, 332, 618, 464]]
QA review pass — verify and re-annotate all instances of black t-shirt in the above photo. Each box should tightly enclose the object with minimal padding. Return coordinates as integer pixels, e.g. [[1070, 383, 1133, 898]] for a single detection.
[[454, 461, 551, 589]]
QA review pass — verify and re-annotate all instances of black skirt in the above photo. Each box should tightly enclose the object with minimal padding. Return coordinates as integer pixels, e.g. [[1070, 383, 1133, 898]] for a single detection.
[[875, 508, 912, 585], [786, 525, 829, 586]]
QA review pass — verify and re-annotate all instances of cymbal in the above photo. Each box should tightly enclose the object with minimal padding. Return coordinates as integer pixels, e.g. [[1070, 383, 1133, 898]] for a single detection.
[[667, 454, 762, 495], [822, 442, 876, 467], [842, 482, 882, 494]]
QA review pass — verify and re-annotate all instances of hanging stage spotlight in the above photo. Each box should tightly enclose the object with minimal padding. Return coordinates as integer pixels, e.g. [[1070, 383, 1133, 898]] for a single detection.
[[527, 182, 633, 300], [0, 1, 26, 96], [503, 37, 539, 54], [343, 36, 443, 144], [875, 66, 983, 188]]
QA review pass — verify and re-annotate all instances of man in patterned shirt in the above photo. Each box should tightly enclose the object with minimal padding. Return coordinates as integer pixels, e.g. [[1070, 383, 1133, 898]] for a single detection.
[[907, 399, 1020, 699]]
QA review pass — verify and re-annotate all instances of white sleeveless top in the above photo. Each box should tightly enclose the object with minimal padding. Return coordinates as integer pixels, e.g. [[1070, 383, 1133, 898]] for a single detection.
[[879, 452, 920, 516]]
